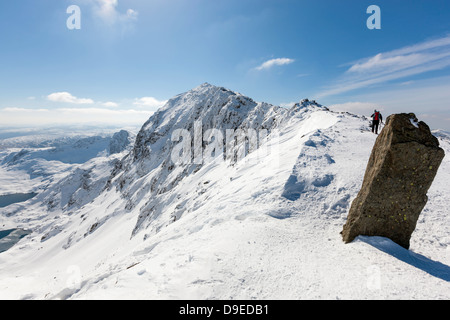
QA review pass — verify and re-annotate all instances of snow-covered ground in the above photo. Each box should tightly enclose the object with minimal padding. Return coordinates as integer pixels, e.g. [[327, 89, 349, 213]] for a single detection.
[[0, 84, 448, 300]]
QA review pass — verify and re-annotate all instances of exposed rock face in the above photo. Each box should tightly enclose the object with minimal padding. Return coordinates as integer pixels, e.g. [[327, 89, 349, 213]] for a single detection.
[[341, 113, 445, 249], [109, 130, 134, 155]]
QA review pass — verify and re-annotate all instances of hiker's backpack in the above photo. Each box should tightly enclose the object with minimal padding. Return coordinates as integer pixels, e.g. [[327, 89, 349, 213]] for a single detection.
[[374, 112, 380, 121]]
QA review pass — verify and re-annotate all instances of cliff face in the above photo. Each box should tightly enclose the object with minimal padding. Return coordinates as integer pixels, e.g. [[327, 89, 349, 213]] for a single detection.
[[341, 113, 445, 249]]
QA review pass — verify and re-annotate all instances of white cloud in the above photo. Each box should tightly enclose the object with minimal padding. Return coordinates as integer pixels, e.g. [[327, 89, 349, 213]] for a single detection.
[[134, 97, 167, 109], [318, 34, 450, 98], [93, 0, 138, 25], [255, 58, 295, 71], [46, 92, 166, 111], [102, 101, 119, 108], [126, 9, 138, 20], [94, 0, 119, 22], [47, 92, 94, 105]]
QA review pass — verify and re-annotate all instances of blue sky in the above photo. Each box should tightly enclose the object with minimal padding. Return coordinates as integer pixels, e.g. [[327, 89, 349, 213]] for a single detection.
[[1, 0, 450, 130]]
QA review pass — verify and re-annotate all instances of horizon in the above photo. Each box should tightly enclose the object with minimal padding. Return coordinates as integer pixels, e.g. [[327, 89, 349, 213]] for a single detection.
[[1, 1, 450, 130]]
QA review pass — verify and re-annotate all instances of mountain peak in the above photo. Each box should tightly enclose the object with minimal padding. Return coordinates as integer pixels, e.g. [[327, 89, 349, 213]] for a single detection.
[[290, 98, 328, 111], [190, 82, 237, 96], [197, 82, 215, 88]]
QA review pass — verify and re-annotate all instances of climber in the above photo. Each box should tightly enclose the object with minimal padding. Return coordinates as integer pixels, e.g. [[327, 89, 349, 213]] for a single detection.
[[371, 110, 383, 134]]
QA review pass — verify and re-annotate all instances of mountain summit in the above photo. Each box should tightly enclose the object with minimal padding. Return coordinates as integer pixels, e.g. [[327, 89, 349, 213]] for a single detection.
[[108, 83, 291, 235]]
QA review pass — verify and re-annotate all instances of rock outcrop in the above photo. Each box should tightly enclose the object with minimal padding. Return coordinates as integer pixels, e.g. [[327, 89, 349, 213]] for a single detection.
[[109, 130, 134, 155], [341, 113, 445, 249]]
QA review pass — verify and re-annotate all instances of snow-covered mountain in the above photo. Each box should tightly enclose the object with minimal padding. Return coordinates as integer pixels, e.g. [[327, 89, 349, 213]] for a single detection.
[[0, 130, 136, 196], [0, 83, 449, 300]]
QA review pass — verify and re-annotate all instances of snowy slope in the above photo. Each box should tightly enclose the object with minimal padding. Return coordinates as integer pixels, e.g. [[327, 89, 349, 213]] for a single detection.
[[0, 84, 448, 300]]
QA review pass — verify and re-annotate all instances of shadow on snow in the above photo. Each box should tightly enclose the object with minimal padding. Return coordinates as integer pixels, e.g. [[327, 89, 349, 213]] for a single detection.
[[358, 236, 450, 282]]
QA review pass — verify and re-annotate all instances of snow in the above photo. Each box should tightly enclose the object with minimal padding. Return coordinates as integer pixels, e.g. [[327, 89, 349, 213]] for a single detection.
[[410, 118, 419, 128], [0, 84, 448, 300]]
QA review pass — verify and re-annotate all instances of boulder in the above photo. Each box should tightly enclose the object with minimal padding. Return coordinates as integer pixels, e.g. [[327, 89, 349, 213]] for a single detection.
[[341, 113, 445, 249]]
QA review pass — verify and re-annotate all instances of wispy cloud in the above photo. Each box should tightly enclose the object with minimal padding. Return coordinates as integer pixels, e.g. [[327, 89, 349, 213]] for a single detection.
[[47, 92, 94, 104], [255, 58, 295, 71], [347, 53, 426, 73], [317, 34, 450, 98]]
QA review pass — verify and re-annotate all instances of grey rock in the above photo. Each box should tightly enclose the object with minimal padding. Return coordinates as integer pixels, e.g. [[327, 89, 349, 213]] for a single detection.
[[109, 130, 133, 155], [341, 113, 445, 249]]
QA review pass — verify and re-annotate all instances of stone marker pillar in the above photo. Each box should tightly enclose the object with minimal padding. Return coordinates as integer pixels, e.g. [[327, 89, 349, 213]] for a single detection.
[[341, 113, 445, 249]]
